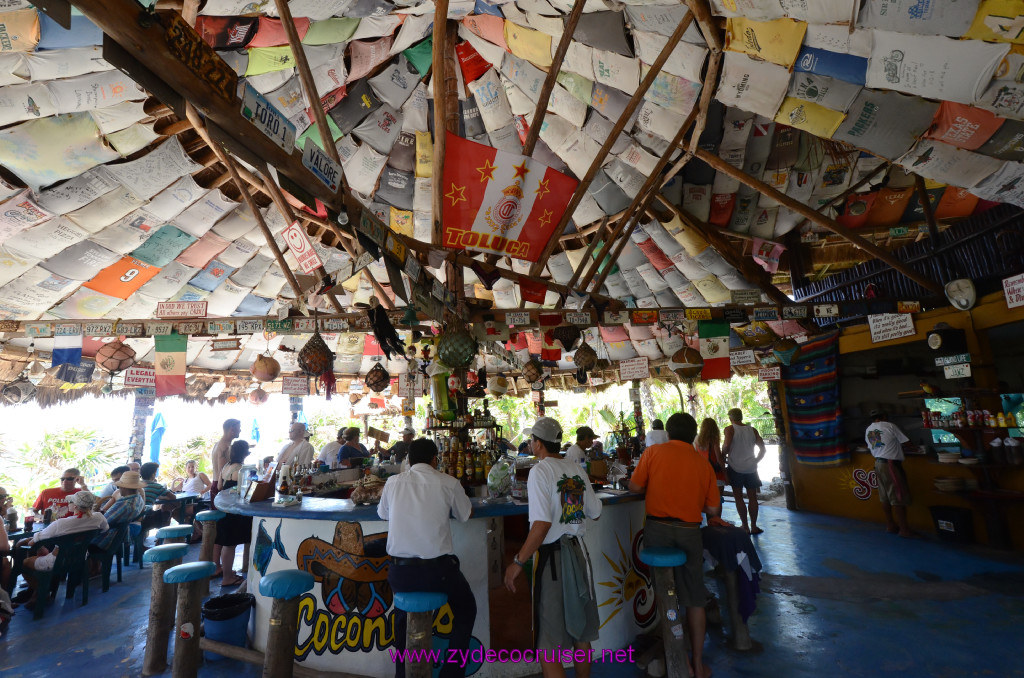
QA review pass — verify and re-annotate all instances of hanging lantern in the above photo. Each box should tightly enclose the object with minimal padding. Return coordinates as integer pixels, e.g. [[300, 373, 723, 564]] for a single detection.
[[250, 354, 281, 382], [772, 338, 801, 366], [522, 358, 544, 383], [487, 375, 509, 397], [670, 347, 704, 379], [436, 327, 478, 369], [95, 340, 136, 374], [365, 362, 391, 392], [572, 342, 597, 371], [249, 387, 269, 405], [298, 328, 334, 377]]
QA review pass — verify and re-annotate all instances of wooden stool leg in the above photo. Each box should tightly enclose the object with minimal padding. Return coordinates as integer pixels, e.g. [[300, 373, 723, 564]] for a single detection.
[[406, 610, 434, 678], [722, 570, 754, 651], [171, 580, 204, 678], [143, 560, 178, 676], [652, 566, 691, 678], [199, 521, 217, 598], [264, 597, 301, 678]]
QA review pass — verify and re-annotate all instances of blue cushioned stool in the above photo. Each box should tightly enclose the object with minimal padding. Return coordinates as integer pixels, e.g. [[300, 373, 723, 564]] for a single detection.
[[394, 592, 449, 678], [141, 544, 189, 676], [164, 561, 217, 678], [156, 524, 193, 545], [194, 510, 224, 597], [259, 570, 314, 678], [639, 547, 690, 678]]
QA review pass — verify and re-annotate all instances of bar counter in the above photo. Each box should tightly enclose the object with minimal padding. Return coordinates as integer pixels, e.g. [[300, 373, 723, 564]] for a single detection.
[[216, 489, 652, 677]]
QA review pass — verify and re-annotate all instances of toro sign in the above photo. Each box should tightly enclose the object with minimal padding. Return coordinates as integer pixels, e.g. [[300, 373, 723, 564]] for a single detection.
[[282, 222, 324, 274]]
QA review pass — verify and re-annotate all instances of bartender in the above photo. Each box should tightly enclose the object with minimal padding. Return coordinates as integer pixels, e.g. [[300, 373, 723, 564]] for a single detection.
[[386, 427, 415, 463]]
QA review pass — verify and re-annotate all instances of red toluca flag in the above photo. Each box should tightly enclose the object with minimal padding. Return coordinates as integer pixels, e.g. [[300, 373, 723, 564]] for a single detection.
[[442, 132, 578, 262]]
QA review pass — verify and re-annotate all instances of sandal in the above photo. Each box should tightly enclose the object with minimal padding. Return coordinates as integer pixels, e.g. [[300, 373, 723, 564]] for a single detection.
[[220, 575, 244, 588], [750, 526, 764, 535]]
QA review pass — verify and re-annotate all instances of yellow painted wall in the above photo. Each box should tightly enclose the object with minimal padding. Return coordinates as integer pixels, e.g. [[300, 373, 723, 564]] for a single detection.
[[788, 291, 1024, 549]]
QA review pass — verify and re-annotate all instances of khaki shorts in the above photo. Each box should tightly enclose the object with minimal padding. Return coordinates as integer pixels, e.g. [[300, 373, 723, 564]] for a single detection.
[[875, 458, 911, 506], [534, 545, 600, 649], [643, 518, 705, 608]]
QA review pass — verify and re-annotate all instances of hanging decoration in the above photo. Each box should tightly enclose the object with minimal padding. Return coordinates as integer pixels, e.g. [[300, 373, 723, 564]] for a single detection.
[[487, 374, 509, 397], [298, 324, 336, 399], [670, 347, 704, 379], [248, 387, 269, 405], [367, 296, 406, 359], [772, 338, 802, 366], [250, 353, 281, 382], [365, 362, 391, 392], [95, 340, 136, 373], [551, 325, 582, 351], [2, 378, 37, 405], [522, 358, 544, 384], [572, 342, 598, 371], [437, 326, 478, 369]]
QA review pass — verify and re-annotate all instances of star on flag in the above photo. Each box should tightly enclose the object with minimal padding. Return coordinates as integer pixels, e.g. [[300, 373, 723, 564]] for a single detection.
[[535, 178, 550, 200], [512, 161, 529, 180], [446, 183, 467, 206], [477, 159, 497, 182]]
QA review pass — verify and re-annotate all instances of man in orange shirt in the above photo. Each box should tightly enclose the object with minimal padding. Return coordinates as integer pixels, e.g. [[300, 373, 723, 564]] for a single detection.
[[628, 413, 724, 678]]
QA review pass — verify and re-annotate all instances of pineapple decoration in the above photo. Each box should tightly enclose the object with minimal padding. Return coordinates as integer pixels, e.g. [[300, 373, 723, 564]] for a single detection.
[[298, 322, 337, 399], [436, 325, 478, 369], [95, 340, 136, 393]]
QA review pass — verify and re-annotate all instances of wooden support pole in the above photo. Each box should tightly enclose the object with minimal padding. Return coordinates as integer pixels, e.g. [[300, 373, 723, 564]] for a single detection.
[[199, 638, 370, 678], [684, 0, 723, 52], [528, 11, 696, 277], [431, 0, 454, 245], [142, 559, 179, 676], [198, 520, 216, 598], [264, 596, 303, 678], [521, 0, 587, 157], [789, 160, 889, 234], [170, 579, 203, 678], [651, 566, 691, 677], [915, 174, 940, 245], [582, 106, 700, 292], [406, 610, 435, 678], [273, 0, 341, 165], [693, 149, 943, 294]]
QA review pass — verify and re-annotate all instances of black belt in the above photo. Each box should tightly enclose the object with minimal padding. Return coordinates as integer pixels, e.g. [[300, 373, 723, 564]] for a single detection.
[[647, 515, 702, 527], [391, 554, 451, 567]]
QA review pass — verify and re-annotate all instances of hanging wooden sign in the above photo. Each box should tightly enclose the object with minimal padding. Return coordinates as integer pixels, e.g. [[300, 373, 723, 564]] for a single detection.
[[281, 376, 309, 395], [283, 221, 324, 274], [211, 338, 241, 351], [730, 289, 761, 305], [618, 357, 650, 381], [124, 367, 156, 389], [730, 349, 756, 366], [157, 301, 207, 319], [758, 366, 781, 381], [685, 308, 712, 320], [867, 313, 916, 344]]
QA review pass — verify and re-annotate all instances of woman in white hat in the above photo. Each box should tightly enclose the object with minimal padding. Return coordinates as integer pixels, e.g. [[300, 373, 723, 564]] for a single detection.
[[15, 491, 108, 610]]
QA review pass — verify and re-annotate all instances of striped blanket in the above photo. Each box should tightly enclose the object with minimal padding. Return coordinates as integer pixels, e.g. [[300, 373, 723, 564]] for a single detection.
[[782, 330, 847, 466]]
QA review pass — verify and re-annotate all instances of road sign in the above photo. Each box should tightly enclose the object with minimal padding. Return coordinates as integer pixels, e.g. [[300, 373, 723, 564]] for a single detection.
[[282, 221, 324, 274]]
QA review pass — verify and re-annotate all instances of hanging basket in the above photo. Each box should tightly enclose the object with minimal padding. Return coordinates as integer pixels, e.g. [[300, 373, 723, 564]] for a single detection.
[[487, 375, 509, 397], [572, 342, 597, 370], [250, 354, 281, 382], [298, 329, 334, 377], [437, 327, 478, 369], [95, 340, 136, 374], [248, 387, 269, 405], [670, 347, 704, 379], [2, 378, 36, 405], [365, 362, 391, 392], [522, 358, 544, 383]]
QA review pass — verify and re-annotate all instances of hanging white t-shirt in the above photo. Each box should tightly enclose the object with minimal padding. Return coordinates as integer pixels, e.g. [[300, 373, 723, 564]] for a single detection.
[[527, 456, 602, 545], [865, 421, 909, 461]]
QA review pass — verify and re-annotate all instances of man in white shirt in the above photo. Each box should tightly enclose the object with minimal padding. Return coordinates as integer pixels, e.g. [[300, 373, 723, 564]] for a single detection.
[[865, 410, 913, 537], [276, 422, 315, 468], [563, 426, 596, 465], [317, 428, 344, 468], [378, 438, 475, 678], [504, 417, 602, 678], [645, 419, 669, 447], [723, 408, 767, 535]]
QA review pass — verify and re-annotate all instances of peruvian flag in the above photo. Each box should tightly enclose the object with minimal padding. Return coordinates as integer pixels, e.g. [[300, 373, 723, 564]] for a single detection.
[[698, 320, 731, 380], [441, 132, 578, 262], [154, 332, 188, 397]]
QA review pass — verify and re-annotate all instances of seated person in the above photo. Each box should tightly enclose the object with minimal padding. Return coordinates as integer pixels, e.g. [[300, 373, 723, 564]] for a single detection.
[[16, 491, 108, 609], [0, 486, 11, 592], [98, 466, 129, 499], [33, 467, 87, 520], [317, 429, 345, 469], [140, 462, 177, 532], [385, 427, 415, 464], [337, 427, 370, 467], [93, 472, 146, 552]]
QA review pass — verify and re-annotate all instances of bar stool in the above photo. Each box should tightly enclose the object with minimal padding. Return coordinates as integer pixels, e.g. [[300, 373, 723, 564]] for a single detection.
[[164, 560, 218, 678], [141, 543, 189, 676], [393, 592, 448, 678], [639, 547, 689, 678], [194, 510, 224, 596], [157, 524, 194, 545], [259, 569, 315, 678]]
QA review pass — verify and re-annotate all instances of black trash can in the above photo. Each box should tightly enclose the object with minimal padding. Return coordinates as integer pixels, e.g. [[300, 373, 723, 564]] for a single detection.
[[929, 506, 975, 544], [202, 593, 254, 661]]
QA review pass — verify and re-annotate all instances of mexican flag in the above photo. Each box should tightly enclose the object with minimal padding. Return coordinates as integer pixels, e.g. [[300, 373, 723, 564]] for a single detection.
[[154, 332, 188, 397], [698, 320, 731, 380], [441, 132, 578, 262]]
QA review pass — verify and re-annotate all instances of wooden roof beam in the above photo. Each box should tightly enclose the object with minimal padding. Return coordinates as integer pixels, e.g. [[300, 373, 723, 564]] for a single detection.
[[528, 10, 696, 278], [693, 149, 943, 294]]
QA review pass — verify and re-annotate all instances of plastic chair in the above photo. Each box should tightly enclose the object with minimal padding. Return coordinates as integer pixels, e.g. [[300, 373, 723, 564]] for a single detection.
[[393, 592, 449, 678], [639, 547, 689, 677], [259, 570, 315, 678], [165, 561, 218, 678], [93, 523, 130, 593], [28, 529, 101, 620]]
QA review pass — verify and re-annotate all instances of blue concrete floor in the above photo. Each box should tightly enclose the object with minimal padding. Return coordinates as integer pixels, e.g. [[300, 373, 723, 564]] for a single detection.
[[1, 505, 1022, 678]]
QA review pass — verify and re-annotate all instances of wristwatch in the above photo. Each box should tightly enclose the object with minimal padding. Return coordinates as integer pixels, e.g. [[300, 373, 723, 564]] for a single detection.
[[513, 553, 527, 568]]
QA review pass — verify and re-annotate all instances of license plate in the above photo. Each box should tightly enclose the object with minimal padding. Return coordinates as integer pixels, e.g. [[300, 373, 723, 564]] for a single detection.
[[241, 83, 296, 153]]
